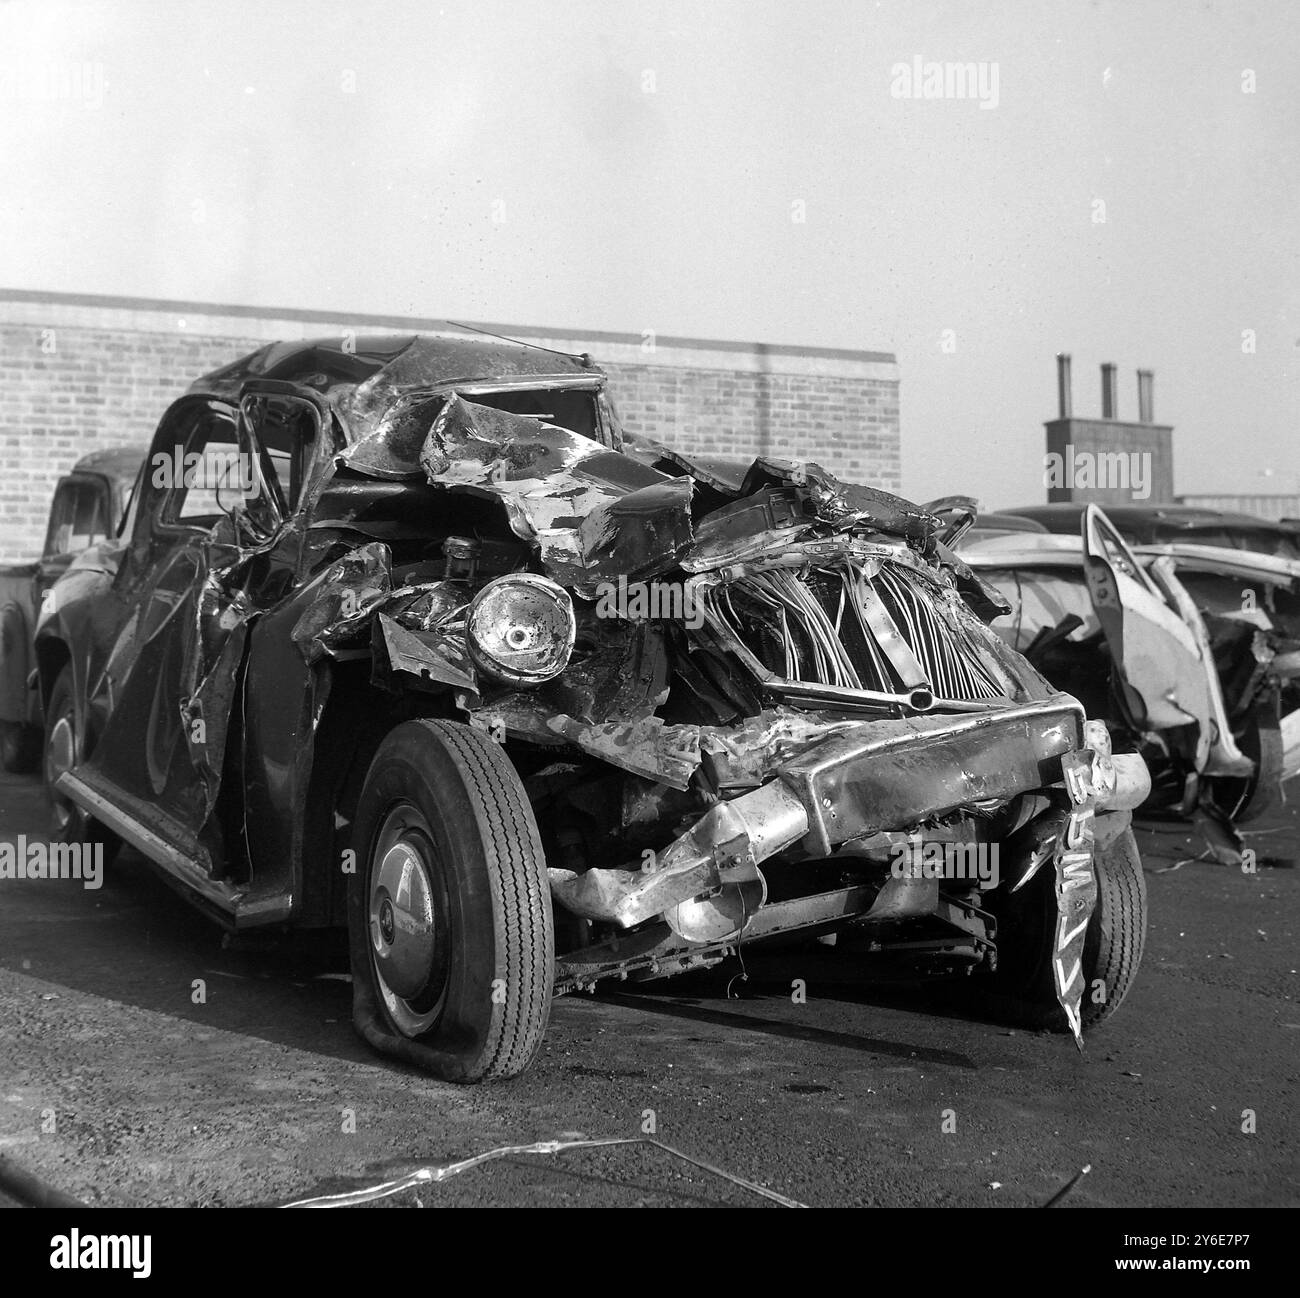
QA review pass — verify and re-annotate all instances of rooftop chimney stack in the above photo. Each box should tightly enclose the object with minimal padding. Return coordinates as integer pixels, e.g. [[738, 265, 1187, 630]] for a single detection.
[[1137, 369, 1154, 424], [1101, 362, 1118, 419], [1056, 353, 1073, 418]]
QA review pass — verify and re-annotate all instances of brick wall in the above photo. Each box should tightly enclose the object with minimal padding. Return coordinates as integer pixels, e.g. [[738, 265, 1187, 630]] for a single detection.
[[0, 290, 899, 560]]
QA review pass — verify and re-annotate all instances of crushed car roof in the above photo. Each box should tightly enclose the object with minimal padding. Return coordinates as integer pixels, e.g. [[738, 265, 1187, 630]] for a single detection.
[[188, 334, 601, 438]]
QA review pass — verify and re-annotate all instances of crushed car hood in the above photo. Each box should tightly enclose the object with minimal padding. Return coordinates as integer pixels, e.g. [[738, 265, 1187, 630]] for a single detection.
[[339, 395, 947, 596]]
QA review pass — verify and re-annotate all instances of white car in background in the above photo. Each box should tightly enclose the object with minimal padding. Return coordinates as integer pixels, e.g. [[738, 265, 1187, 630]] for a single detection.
[[954, 504, 1300, 857]]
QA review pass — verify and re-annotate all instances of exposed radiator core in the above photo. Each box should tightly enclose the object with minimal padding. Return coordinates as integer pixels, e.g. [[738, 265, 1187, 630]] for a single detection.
[[703, 557, 1008, 705]]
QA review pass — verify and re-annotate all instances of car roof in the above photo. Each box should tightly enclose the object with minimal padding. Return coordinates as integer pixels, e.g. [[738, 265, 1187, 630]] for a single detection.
[[999, 502, 1295, 535], [969, 511, 1049, 533], [186, 334, 606, 445], [192, 334, 597, 397], [70, 446, 148, 482]]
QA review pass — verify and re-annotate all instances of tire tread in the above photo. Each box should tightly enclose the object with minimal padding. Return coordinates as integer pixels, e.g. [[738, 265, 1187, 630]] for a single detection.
[[409, 720, 552, 1079]]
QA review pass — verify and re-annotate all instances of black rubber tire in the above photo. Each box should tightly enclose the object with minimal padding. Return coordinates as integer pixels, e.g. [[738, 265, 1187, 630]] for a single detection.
[[347, 719, 553, 1082], [1, 720, 42, 774], [43, 665, 120, 867], [975, 825, 1147, 1032]]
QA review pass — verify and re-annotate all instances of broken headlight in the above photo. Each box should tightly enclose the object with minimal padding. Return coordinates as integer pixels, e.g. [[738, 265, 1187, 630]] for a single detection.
[[466, 574, 576, 686]]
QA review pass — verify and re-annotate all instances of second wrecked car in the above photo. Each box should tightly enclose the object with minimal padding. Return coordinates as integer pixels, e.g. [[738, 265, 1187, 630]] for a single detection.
[[38, 335, 1151, 1080], [959, 507, 1300, 859]]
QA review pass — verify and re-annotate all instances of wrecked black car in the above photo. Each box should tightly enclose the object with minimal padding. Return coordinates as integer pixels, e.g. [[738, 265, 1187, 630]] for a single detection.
[[37, 335, 1151, 1081]]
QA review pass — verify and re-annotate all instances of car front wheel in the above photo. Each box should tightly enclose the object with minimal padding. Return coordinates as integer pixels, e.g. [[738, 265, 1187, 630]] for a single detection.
[[347, 719, 553, 1082], [982, 823, 1147, 1032]]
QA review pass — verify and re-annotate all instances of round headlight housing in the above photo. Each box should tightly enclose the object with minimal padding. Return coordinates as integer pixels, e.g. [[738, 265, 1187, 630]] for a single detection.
[[465, 574, 576, 686]]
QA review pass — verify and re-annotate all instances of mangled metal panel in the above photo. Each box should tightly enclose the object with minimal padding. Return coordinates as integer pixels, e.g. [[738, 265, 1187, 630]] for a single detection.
[[375, 613, 478, 698], [552, 619, 670, 724], [547, 777, 807, 938], [1053, 751, 1101, 1047], [778, 700, 1086, 856], [697, 708, 863, 788], [416, 396, 693, 590], [547, 714, 702, 790], [291, 542, 394, 663], [738, 458, 939, 545]]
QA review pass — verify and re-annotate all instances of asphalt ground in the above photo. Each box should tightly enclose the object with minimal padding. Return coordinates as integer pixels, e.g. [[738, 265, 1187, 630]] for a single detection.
[[0, 767, 1295, 1209]]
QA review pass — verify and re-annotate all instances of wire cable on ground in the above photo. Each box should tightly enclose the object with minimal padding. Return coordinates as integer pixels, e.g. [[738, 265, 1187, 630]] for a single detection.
[[278, 1136, 807, 1208]]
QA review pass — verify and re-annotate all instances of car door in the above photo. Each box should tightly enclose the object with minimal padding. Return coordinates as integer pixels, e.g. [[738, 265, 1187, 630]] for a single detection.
[[68, 394, 291, 875], [1081, 504, 1250, 777]]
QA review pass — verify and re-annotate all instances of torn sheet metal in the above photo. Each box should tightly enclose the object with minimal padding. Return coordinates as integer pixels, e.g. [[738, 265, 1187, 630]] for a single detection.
[[291, 542, 393, 663], [1192, 804, 1247, 866], [575, 476, 695, 586], [624, 438, 753, 495], [552, 619, 670, 724], [375, 613, 478, 698], [470, 692, 570, 746], [740, 459, 939, 545], [384, 582, 466, 633], [178, 574, 257, 814], [547, 778, 808, 934], [319, 333, 603, 471], [698, 708, 862, 787], [1054, 751, 1101, 1047], [547, 853, 721, 931], [418, 396, 678, 586], [337, 393, 442, 479], [547, 714, 701, 790], [779, 699, 1085, 856], [409, 400, 941, 591], [934, 540, 1012, 622], [685, 487, 820, 570]]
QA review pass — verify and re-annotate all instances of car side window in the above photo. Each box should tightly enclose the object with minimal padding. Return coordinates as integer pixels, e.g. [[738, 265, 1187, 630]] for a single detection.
[[155, 403, 248, 527], [43, 478, 111, 557], [240, 393, 320, 513]]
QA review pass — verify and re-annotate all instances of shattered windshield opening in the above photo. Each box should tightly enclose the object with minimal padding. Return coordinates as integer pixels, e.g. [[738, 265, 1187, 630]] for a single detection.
[[470, 386, 601, 442], [339, 384, 607, 479]]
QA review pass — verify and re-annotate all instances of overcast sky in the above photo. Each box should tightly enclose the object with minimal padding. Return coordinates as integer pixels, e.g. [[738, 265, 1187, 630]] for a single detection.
[[1, 0, 1296, 507]]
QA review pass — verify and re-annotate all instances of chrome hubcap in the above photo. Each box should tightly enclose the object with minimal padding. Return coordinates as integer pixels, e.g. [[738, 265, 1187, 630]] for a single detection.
[[370, 840, 436, 999], [46, 713, 76, 831], [369, 810, 445, 1036]]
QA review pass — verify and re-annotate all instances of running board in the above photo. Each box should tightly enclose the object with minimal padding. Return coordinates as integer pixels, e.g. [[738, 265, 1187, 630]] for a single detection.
[[54, 770, 292, 927]]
